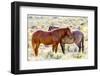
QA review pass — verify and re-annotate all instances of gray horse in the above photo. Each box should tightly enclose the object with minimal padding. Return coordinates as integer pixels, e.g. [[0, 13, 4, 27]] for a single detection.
[[48, 26, 84, 54]]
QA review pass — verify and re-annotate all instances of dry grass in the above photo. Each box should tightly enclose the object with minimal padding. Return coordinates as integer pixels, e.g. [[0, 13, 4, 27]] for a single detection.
[[27, 15, 88, 61]]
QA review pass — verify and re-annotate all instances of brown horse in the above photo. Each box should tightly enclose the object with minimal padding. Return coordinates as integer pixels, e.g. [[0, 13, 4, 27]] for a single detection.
[[32, 27, 72, 56]]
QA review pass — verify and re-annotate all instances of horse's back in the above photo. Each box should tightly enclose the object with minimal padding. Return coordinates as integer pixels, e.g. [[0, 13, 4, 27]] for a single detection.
[[33, 30, 50, 36], [73, 31, 83, 36], [32, 30, 52, 40], [73, 31, 84, 45]]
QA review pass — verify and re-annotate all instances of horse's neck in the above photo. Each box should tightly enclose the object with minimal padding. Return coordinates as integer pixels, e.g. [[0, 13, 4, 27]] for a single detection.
[[54, 29, 65, 38]]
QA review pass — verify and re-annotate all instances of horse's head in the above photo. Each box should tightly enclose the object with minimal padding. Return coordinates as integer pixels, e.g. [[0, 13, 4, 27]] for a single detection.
[[65, 27, 72, 36], [64, 27, 74, 41], [48, 26, 59, 31]]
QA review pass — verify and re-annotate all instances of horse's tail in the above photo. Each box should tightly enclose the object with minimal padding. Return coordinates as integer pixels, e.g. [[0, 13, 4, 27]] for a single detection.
[[82, 34, 84, 52], [32, 36, 36, 56]]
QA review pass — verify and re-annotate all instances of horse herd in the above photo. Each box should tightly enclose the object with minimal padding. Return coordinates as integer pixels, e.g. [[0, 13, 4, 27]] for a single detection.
[[32, 26, 84, 57]]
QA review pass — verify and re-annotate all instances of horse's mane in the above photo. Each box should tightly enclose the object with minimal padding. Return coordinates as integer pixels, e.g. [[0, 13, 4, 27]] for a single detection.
[[33, 27, 70, 34], [52, 28, 69, 32]]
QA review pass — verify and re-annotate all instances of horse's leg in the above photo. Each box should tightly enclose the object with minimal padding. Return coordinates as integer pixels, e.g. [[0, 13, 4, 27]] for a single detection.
[[60, 43, 65, 54], [52, 45, 55, 52], [54, 44, 58, 53], [32, 41, 36, 56], [52, 43, 58, 53], [82, 36, 84, 53], [34, 43, 40, 56], [76, 43, 81, 53], [78, 46, 81, 52]]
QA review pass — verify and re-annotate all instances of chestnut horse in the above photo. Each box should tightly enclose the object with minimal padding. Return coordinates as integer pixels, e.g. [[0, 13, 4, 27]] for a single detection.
[[32, 27, 72, 56], [48, 26, 84, 54]]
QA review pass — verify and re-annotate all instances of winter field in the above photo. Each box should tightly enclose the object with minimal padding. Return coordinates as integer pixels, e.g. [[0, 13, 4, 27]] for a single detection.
[[27, 15, 88, 61]]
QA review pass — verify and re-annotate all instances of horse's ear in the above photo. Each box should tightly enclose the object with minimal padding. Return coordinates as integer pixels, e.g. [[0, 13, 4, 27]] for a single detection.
[[66, 27, 70, 31], [66, 27, 72, 36]]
